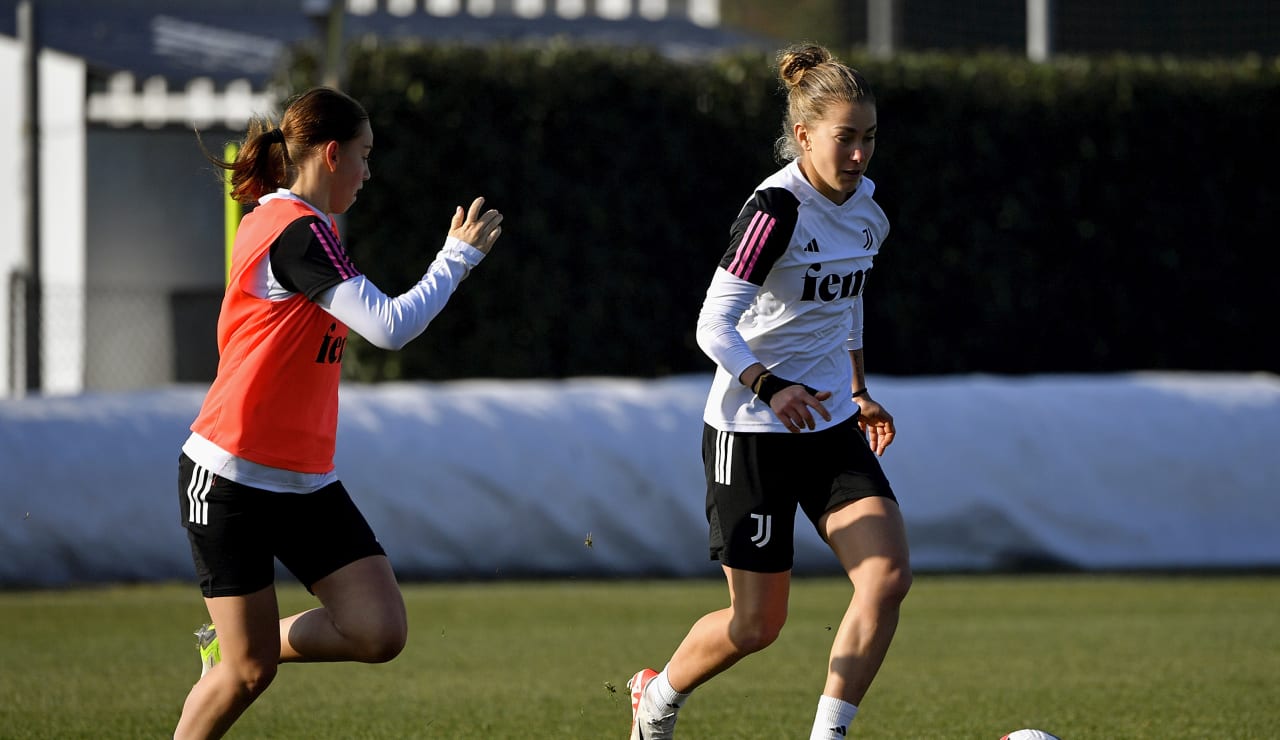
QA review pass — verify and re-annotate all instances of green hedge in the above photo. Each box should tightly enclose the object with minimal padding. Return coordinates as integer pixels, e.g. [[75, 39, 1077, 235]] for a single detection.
[[312, 45, 1278, 379]]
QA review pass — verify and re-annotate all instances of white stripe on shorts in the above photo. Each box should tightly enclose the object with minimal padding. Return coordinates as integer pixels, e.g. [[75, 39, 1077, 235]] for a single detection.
[[714, 430, 734, 485], [187, 463, 213, 526]]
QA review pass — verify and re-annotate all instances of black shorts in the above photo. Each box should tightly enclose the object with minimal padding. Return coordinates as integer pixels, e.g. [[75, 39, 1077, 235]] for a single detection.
[[178, 453, 386, 597], [702, 415, 896, 573]]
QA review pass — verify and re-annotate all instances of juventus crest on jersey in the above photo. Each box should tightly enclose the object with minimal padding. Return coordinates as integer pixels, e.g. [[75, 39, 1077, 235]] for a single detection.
[[701, 159, 890, 433]]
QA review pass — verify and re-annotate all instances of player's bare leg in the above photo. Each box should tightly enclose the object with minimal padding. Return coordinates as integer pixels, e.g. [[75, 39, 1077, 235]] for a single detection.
[[631, 567, 792, 738], [665, 566, 791, 692], [174, 557, 405, 739], [278, 555, 406, 664], [818, 496, 911, 704], [174, 586, 282, 740]]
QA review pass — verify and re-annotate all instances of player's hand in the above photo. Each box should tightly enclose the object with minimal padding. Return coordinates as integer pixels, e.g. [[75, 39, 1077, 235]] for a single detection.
[[855, 396, 895, 455], [449, 197, 503, 254], [770, 386, 832, 433]]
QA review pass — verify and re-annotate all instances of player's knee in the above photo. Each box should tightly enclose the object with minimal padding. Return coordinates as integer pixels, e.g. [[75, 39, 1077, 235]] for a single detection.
[[370, 624, 408, 663], [870, 560, 913, 608], [230, 658, 278, 699], [729, 611, 787, 654], [353, 618, 408, 663]]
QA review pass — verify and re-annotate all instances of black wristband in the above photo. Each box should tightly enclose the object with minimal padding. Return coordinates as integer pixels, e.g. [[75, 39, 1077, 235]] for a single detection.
[[852, 387, 869, 399], [755, 373, 817, 405]]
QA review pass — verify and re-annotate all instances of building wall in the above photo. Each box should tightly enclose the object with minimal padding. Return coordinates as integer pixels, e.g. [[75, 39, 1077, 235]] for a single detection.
[[0, 38, 234, 398], [39, 47, 86, 395], [84, 126, 227, 391], [0, 39, 85, 397], [0, 36, 20, 395]]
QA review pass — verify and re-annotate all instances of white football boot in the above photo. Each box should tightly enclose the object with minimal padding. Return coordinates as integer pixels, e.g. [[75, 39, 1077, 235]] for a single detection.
[[628, 668, 678, 740]]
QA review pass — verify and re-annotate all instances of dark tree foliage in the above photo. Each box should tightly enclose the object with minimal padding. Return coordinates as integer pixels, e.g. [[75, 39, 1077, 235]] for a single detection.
[[294, 45, 1277, 379]]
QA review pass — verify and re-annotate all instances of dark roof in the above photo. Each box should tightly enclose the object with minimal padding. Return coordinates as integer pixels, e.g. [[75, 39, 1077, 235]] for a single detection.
[[0, 0, 772, 87]]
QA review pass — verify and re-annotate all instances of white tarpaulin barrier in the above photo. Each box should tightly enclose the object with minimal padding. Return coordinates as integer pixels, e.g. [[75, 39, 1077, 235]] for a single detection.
[[2, 373, 1278, 587]]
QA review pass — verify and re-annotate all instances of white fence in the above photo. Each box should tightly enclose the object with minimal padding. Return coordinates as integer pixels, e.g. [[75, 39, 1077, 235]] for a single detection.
[[3, 372, 1278, 587]]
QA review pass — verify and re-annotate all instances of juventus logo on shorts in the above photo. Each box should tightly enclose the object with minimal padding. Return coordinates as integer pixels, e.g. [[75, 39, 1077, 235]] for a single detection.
[[186, 464, 213, 526], [750, 513, 773, 548]]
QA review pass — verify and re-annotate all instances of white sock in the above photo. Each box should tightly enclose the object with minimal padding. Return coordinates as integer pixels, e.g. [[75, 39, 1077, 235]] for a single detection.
[[809, 695, 857, 739], [651, 665, 691, 710]]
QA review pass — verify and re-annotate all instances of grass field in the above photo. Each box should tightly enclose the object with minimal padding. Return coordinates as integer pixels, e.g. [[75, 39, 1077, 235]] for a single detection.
[[1, 574, 1277, 739]]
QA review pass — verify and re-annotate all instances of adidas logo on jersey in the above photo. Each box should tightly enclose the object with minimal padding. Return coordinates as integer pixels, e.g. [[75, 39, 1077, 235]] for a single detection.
[[803, 238, 821, 253]]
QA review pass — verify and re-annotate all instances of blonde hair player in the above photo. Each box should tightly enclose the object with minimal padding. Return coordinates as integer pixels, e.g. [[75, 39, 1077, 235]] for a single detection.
[[628, 44, 910, 739], [175, 87, 503, 739]]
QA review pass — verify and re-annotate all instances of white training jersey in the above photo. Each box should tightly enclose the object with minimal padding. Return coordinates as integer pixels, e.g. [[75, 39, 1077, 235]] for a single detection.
[[697, 159, 889, 433]]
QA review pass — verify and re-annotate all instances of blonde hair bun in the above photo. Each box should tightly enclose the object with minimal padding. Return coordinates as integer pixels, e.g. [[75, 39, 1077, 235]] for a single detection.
[[777, 44, 834, 88]]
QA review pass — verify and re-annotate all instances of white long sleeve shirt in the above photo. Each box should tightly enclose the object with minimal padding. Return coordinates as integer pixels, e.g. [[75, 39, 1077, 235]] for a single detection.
[[696, 160, 889, 433]]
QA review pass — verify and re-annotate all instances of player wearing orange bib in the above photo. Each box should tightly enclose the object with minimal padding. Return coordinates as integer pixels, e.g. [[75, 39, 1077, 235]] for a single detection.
[[174, 87, 504, 739]]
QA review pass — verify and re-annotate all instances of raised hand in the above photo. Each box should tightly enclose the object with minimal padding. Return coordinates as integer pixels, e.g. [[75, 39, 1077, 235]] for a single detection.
[[449, 196, 504, 254]]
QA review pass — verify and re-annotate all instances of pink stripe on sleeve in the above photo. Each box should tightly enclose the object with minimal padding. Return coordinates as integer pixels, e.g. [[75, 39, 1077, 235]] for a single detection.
[[728, 211, 766, 275], [728, 211, 775, 280], [310, 222, 360, 280], [741, 218, 774, 277]]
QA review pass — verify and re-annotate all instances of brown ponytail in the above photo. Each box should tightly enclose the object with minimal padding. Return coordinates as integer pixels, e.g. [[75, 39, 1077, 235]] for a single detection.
[[199, 87, 369, 205]]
